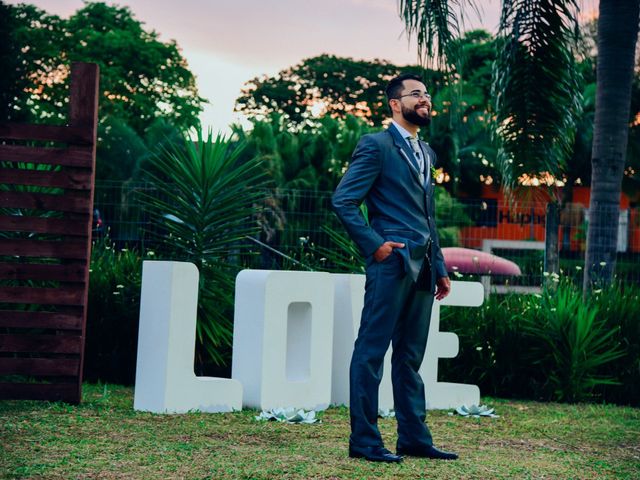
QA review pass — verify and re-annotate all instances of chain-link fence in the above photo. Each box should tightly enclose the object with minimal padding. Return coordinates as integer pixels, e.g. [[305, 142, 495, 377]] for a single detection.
[[93, 181, 640, 290]]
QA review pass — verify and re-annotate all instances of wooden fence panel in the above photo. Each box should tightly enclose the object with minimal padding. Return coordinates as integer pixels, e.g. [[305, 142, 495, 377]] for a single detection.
[[0, 62, 99, 404]]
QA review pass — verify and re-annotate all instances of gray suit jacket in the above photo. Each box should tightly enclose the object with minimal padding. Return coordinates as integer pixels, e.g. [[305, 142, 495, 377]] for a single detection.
[[332, 123, 447, 287]]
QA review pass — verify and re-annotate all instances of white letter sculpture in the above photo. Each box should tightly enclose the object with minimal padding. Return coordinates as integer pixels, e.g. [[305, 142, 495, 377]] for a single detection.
[[133, 261, 242, 413], [134, 265, 482, 414], [232, 270, 334, 411], [421, 281, 483, 409], [331, 274, 394, 410], [331, 276, 483, 410]]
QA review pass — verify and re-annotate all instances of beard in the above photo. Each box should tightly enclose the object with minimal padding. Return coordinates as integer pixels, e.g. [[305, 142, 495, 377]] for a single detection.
[[401, 105, 431, 127]]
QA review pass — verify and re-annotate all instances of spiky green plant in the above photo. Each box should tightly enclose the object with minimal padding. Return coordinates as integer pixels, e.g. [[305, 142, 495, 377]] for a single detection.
[[522, 280, 624, 402], [588, 281, 640, 404], [140, 130, 267, 365]]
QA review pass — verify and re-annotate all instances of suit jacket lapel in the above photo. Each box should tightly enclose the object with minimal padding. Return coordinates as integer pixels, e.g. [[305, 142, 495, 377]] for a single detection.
[[420, 141, 437, 213], [419, 140, 433, 187], [387, 124, 425, 189]]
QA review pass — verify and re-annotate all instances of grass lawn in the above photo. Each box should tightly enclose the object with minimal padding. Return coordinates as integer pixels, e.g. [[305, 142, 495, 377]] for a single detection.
[[1, 384, 639, 479]]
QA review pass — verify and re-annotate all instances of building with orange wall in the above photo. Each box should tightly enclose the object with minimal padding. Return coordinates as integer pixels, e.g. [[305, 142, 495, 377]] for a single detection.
[[458, 185, 638, 253]]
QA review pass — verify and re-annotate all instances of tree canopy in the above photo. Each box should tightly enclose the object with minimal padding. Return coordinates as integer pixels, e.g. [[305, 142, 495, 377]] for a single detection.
[[235, 54, 445, 128], [2, 1, 205, 134]]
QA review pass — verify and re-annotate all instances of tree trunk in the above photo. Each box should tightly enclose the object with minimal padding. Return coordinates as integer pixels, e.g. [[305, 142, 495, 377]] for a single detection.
[[583, 0, 640, 292]]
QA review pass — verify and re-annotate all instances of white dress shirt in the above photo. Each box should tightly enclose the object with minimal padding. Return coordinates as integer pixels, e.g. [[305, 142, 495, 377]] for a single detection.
[[392, 120, 430, 183]]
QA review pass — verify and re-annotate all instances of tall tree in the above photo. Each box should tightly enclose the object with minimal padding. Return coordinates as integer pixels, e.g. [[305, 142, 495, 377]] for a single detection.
[[398, 1, 583, 189], [429, 30, 498, 196], [0, 2, 28, 122], [400, 0, 583, 280], [398, 0, 639, 290], [491, 0, 582, 193], [235, 55, 444, 129], [4, 1, 205, 134], [583, 0, 640, 290]]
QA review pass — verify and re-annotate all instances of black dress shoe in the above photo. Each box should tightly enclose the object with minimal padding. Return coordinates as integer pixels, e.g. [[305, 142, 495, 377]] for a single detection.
[[349, 445, 403, 463], [396, 445, 458, 460]]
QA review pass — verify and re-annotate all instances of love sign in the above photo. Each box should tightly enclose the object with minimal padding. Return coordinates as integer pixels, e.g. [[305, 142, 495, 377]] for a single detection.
[[133, 262, 483, 414]]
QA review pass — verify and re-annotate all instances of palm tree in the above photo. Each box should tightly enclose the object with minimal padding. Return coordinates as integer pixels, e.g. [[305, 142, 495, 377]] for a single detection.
[[140, 131, 268, 366], [583, 0, 640, 290], [398, 0, 640, 291]]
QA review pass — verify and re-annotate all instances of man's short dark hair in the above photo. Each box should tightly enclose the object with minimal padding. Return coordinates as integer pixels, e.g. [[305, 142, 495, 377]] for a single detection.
[[385, 73, 424, 101]]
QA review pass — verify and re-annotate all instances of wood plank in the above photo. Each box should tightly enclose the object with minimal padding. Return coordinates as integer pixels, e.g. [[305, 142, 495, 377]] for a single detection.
[[0, 358, 80, 376], [0, 144, 92, 167], [0, 215, 88, 236], [68, 63, 98, 399], [0, 168, 92, 190], [0, 123, 92, 145], [0, 191, 91, 213], [70, 63, 99, 131], [0, 262, 86, 282], [0, 334, 82, 353], [0, 310, 82, 329], [0, 382, 79, 403], [0, 286, 84, 305], [0, 239, 87, 259]]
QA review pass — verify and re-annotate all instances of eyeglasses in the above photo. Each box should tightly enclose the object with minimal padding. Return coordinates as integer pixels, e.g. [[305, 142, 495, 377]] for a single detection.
[[397, 91, 431, 101]]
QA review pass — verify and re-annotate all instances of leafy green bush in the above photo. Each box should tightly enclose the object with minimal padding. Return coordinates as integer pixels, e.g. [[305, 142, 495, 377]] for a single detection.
[[441, 278, 638, 405], [440, 293, 539, 399], [433, 186, 474, 247], [85, 237, 146, 384]]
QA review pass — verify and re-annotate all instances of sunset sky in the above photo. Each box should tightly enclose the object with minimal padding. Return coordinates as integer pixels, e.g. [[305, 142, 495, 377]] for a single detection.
[[8, 1, 596, 133]]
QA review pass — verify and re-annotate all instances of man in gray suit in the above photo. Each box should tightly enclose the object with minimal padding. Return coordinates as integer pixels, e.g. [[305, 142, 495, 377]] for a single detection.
[[332, 73, 457, 463]]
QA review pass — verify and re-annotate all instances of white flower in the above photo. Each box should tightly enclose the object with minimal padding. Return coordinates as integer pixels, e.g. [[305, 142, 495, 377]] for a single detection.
[[147, 251, 155, 256], [476, 346, 483, 351], [575, 266, 582, 271], [112, 292, 121, 295], [594, 289, 602, 294], [116, 284, 124, 289], [543, 272, 550, 277], [599, 261, 607, 266]]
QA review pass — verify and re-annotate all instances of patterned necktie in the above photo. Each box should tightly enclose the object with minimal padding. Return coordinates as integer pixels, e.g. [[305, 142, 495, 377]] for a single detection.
[[407, 136, 426, 183]]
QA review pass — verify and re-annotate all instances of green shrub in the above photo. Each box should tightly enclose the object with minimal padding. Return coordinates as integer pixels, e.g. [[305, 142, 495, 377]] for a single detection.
[[590, 282, 640, 404], [140, 130, 268, 366], [521, 280, 625, 402], [440, 293, 539, 399], [85, 237, 146, 384], [441, 278, 638, 405]]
